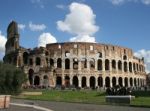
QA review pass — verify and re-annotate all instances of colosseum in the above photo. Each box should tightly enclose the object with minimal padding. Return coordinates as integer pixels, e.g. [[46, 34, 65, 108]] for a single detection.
[[3, 21, 146, 89]]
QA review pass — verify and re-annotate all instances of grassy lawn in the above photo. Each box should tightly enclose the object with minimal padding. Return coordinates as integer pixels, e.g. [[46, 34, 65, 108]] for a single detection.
[[14, 89, 150, 107]]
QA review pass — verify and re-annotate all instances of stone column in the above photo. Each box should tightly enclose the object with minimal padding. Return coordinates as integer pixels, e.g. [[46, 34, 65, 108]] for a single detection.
[[128, 78, 130, 87], [70, 59, 73, 70], [95, 59, 97, 71], [54, 59, 57, 68], [95, 76, 98, 88], [122, 78, 125, 87], [78, 60, 81, 70], [87, 77, 90, 87], [70, 76, 72, 86], [78, 76, 81, 87], [110, 77, 112, 87]]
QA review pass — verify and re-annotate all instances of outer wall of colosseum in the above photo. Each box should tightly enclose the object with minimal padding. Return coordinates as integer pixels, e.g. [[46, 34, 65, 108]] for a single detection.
[[4, 21, 146, 89]]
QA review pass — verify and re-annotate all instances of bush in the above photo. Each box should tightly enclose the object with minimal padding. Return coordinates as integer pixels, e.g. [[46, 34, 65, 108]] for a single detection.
[[0, 61, 27, 95]]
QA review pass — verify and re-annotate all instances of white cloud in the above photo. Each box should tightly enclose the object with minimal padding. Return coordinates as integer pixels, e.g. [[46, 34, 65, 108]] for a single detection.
[[141, 0, 150, 5], [110, 0, 125, 5], [0, 31, 7, 57], [57, 2, 99, 43], [134, 49, 150, 73], [18, 24, 26, 30], [29, 22, 46, 31], [56, 4, 66, 10], [38, 32, 57, 47], [31, 0, 45, 8]]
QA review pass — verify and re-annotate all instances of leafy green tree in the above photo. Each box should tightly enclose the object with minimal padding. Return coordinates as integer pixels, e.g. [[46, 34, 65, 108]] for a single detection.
[[0, 61, 26, 95]]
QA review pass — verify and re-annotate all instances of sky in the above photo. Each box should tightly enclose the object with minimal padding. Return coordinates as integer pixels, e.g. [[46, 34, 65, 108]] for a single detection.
[[0, 0, 150, 72]]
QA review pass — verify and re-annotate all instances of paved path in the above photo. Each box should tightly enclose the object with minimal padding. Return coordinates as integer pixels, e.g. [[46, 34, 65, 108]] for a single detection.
[[10, 99, 150, 111]]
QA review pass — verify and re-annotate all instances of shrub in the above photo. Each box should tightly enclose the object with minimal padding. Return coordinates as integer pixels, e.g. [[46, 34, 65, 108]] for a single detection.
[[0, 61, 27, 95]]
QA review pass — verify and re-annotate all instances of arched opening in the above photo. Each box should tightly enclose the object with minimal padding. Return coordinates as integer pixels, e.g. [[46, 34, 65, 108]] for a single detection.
[[97, 59, 102, 70], [36, 57, 41, 65], [98, 77, 103, 87], [43, 75, 49, 86], [56, 76, 62, 86], [90, 58, 95, 69], [118, 60, 122, 70], [23, 52, 29, 65], [81, 58, 87, 69], [123, 55, 127, 60], [124, 62, 127, 72], [118, 77, 123, 87], [73, 76, 78, 87], [82, 77, 86, 88], [45, 51, 49, 56], [129, 62, 132, 72], [124, 77, 128, 87], [112, 77, 116, 87], [50, 58, 54, 67], [90, 76, 95, 89], [65, 76, 70, 87], [136, 64, 139, 71], [57, 58, 62, 68], [28, 69, 34, 85], [29, 58, 33, 65], [65, 59, 70, 69], [112, 60, 116, 70], [105, 59, 110, 71], [34, 76, 40, 85], [138, 78, 140, 87], [130, 78, 133, 87], [105, 77, 110, 87], [73, 58, 78, 70], [134, 78, 137, 87]]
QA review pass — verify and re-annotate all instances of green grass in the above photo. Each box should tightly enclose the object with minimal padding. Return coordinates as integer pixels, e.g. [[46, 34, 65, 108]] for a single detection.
[[14, 90, 150, 107]]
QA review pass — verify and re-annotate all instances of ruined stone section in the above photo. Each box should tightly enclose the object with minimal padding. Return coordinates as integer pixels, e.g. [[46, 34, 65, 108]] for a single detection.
[[3, 21, 147, 89]]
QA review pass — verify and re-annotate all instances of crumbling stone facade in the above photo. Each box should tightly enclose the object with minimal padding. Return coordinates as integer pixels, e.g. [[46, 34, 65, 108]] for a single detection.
[[3, 21, 146, 89]]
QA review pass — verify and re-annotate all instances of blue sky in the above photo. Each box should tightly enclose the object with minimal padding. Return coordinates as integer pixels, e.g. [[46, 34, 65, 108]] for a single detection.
[[0, 0, 150, 72]]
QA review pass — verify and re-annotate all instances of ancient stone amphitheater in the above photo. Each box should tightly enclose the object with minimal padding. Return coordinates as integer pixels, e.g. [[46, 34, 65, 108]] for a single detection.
[[3, 21, 146, 89]]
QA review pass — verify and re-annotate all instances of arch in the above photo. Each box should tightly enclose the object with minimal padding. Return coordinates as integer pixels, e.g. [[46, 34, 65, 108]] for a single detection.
[[65, 59, 70, 69], [134, 78, 137, 87], [129, 62, 132, 72], [105, 59, 110, 71], [90, 58, 95, 69], [98, 77, 103, 87], [124, 77, 128, 87], [73, 76, 78, 87], [34, 76, 40, 85], [118, 77, 123, 87], [23, 52, 29, 65], [112, 77, 116, 87], [73, 58, 78, 69], [90, 76, 95, 89], [136, 64, 139, 71], [124, 62, 127, 72], [123, 55, 127, 60], [56, 76, 62, 86], [28, 69, 34, 85], [133, 63, 136, 71], [57, 58, 62, 68], [65, 76, 70, 87], [105, 77, 110, 87], [82, 77, 86, 88], [50, 58, 54, 67], [112, 60, 116, 69], [130, 78, 133, 87], [29, 58, 33, 65], [97, 59, 102, 70], [36, 57, 41, 65], [43, 75, 49, 86], [81, 58, 87, 69], [118, 60, 122, 70], [45, 51, 49, 56]]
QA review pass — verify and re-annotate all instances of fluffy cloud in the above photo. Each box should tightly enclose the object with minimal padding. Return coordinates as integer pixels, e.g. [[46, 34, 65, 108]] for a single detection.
[[0, 31, 7, 59], [18, 24, 26, 30], [38, 32, 57, 47], [134, 49, 150, 73], [57, 2, 99, 42], [29, 22, 46, 31]]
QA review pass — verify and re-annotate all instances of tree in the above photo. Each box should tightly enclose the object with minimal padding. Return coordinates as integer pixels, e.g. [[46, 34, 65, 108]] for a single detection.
[[0, 61, 26, 95]]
